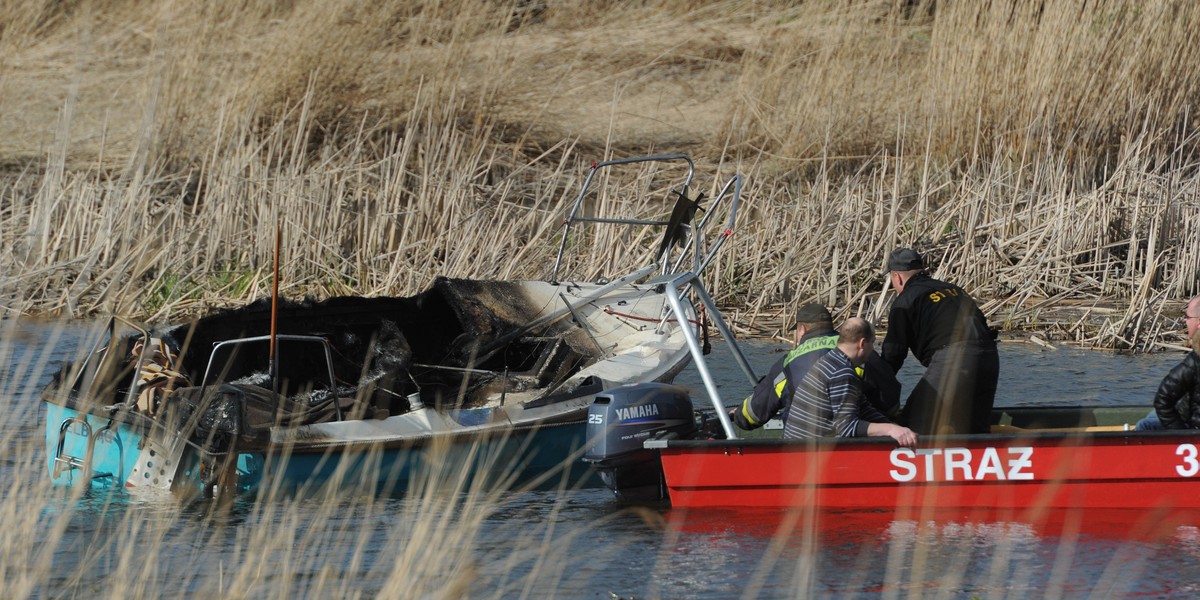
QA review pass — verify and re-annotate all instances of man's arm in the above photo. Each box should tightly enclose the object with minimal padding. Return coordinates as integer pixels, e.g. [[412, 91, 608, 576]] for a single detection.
[[860, 350, 901, 419], [856, 395, 890, 424], [830, 371, 869, 438], [881, 306, 909, 373], [731, 357, 787, 430], [832, 366, 916, 446]]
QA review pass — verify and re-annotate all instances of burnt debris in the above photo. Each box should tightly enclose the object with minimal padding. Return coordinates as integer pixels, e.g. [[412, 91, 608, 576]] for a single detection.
[[48, 278, 596, 422]]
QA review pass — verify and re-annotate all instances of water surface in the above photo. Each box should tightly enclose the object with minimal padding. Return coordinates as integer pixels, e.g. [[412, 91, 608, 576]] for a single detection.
[[5, 320, 1196, 598]]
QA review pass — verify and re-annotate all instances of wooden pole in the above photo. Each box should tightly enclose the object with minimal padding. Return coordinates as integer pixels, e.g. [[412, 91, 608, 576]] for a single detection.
[[269, 223, 281, 393]]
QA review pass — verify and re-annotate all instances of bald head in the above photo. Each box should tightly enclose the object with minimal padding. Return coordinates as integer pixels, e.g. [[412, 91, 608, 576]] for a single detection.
[[838, 317, 875, 345], [837, 317, 875, 367]]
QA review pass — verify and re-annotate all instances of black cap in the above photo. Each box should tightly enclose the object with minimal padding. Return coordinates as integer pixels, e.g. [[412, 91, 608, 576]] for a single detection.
[[886, 248, 924, 273], [795, 303, 833, 326]]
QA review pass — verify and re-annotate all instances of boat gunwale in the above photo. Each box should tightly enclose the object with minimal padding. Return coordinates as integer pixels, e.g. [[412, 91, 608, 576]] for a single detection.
[[649, 424, 1200, 451], [259, 419, 587, 455]]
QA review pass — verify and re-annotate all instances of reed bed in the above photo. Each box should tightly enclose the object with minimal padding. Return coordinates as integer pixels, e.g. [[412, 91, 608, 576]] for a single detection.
[[9, 131, 1195, 350], [3, 0, 1200, 351]]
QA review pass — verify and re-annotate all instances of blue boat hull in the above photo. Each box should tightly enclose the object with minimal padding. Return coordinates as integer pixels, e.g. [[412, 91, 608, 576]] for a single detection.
[[45, 401, 146, 487], [44, 400, 597, 495]]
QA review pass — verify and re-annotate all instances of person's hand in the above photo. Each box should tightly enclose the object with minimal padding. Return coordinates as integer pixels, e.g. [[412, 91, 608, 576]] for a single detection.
[[726, 406, 747, 431], [888, 425, 918, 447]]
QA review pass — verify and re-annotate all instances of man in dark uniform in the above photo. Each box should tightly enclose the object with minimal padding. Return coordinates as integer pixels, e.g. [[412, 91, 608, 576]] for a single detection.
[[731, 303, 900, 431], [882, 248, 999, 434]]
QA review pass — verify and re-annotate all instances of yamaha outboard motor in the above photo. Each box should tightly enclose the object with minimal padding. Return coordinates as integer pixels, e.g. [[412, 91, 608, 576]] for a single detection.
[[583, 382, 698, 502]]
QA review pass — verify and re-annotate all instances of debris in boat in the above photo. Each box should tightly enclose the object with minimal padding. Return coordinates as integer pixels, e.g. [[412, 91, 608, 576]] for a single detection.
[[45, 277, 601, 430]]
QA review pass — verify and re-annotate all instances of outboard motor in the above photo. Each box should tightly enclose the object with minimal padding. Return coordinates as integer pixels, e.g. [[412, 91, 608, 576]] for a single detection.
[[583, 382, 698, 502]]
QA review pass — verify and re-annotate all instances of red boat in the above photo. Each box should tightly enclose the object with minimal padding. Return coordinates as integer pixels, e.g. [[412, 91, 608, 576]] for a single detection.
[[648, 410, 1200, 509], [582, 271, 1200, 513]]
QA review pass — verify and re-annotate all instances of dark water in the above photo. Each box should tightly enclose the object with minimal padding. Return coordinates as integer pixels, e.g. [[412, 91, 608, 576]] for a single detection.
[[6, 320, 1199, 598]]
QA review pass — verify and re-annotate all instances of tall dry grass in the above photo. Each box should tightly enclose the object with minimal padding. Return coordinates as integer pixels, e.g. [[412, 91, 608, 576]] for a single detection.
[[3, 0, 1200, 349]]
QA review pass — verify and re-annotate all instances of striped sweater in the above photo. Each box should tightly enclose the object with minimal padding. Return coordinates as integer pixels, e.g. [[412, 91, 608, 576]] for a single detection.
[[782, 347, 887, 439]]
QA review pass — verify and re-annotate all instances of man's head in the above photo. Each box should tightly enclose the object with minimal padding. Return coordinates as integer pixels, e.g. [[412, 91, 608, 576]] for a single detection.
[[837, 317, 875, 367], [886, 248, 924, 293], [1184, 295, 1200, 340], [794, 303, 833, 343]]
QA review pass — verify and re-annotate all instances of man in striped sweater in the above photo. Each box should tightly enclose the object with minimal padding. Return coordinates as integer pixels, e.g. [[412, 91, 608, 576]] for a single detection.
[[783, 317, 918, 446], [731, 304, 902, 432]]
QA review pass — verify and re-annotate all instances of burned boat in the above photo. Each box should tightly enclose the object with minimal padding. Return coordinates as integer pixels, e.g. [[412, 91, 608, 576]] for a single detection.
[[42, 154, 745, 496]]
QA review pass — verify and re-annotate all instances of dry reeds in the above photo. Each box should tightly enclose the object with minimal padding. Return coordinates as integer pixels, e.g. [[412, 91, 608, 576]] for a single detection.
[[4, 1, 1200, 350]]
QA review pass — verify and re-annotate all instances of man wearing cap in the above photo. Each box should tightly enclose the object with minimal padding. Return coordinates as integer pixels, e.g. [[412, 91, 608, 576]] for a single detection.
[[882, 248, 999, 434], [730, 304, 901, 431]]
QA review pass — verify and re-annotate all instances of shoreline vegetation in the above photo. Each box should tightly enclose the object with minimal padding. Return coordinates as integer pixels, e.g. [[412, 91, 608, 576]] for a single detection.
[[3, 1, 1200, 352]]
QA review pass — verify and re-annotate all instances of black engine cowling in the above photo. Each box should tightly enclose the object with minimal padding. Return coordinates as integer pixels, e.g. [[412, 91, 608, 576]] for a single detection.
[[583, 382, 698, 501]]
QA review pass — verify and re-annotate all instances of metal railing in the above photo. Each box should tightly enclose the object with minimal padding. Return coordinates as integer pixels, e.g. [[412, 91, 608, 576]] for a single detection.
[[662, 271, 759, 440], [203, 334, 343, 421], [551, 154, 741, 283]]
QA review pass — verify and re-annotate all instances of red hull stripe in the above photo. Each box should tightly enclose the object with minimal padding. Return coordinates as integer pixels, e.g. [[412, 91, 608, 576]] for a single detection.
[[657, 432, 1200, 509]]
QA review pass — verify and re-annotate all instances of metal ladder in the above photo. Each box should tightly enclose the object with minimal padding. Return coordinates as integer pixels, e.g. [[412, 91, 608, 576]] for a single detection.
[[52, 416, 114, 482]]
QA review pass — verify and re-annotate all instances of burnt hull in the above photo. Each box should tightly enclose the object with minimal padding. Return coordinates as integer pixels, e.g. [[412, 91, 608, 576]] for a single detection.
[[43, 277, 696, 495]]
